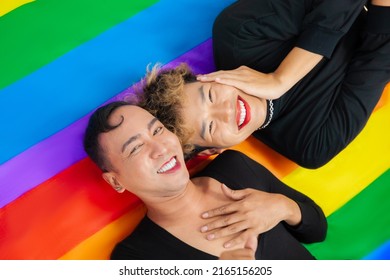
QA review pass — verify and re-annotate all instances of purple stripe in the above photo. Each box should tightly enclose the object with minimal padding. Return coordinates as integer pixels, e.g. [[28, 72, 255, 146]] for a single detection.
[[0, 39, 215, 208]]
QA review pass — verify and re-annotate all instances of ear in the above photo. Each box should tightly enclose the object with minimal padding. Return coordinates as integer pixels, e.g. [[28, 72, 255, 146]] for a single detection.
[[102, 172, 125, 193], [197, 148, 224, 157]]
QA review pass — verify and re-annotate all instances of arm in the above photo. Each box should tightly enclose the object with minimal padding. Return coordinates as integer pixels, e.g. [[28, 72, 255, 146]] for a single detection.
[[198, 0, 367, 100], [371, 0, 390, 5], [198, 48, 322, 100], [296, 0, 367, 58]]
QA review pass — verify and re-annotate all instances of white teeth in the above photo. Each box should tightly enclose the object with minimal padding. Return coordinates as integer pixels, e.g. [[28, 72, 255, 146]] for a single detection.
[[238, 100, 246, 126], [157, 157, 177, 174]]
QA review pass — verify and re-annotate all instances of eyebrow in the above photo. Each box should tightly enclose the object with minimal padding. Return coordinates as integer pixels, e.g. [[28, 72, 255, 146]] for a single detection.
[[199, 85, 206, 140], [121, 117, 159, 153], [148, 117, 158, 130]]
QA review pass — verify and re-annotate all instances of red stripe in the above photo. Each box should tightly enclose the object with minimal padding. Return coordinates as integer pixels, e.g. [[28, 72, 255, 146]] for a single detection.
[[0, 158, 141, 259]]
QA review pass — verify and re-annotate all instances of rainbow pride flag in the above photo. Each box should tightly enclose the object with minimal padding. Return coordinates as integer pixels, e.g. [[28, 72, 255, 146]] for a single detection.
[[1, 0, 389, 260]]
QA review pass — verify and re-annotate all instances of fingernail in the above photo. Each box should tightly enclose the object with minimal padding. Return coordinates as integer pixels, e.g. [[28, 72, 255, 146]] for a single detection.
[[202, 212, 209, 218], [224, 242, 231, 248], [200, 226, 208, 232], [207, 234, 215, 240]]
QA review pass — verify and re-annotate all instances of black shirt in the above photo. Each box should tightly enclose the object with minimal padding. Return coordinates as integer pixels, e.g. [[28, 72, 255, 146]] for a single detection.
[[111, 150, 327, 260], [213, 1, 390, 168]]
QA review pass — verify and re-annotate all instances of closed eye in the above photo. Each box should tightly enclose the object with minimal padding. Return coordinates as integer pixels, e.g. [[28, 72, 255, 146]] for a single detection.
[[153, 126, 164, 135], [208, 89, 213, 103], [130, 143, 144, 155], [209, 121, 214, 135]]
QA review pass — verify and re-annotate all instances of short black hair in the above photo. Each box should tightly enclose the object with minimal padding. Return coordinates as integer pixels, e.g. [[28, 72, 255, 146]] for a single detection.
[[83, 101, 130, 172]]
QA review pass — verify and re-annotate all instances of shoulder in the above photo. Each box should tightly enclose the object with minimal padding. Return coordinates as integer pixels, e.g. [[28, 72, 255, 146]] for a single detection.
[[206, 149, 258, 170], [110, 217, 158, 260], [195, 150, 273, 191], [203, 149, 270, 177]]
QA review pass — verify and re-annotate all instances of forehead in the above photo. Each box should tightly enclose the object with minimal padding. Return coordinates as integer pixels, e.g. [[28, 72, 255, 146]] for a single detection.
[[183, 82, 208, 139], [110, 105, 153, 127], [100, 105, 153, 148], [184, 81, 203, 97], [183, 82, 205, 114]]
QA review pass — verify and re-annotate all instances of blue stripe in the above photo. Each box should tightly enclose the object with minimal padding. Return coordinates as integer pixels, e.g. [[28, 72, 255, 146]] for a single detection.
[[363, 240, 390, 260], [0, 0, 234, 164]]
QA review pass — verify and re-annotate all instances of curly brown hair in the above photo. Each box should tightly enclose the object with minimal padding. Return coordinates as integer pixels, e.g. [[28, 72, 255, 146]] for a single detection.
[[125, 63, 197, 156]]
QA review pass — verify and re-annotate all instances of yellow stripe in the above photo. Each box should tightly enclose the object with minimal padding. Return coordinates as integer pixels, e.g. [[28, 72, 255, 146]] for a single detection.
[[59, 204, 146, 260], [283, 99, 390, 216], [0, 0, 35, 17]]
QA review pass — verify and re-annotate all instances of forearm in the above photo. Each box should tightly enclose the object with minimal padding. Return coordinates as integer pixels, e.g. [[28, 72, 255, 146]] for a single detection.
[[371, 0, 390, 6], [272, 47, 323, 98]]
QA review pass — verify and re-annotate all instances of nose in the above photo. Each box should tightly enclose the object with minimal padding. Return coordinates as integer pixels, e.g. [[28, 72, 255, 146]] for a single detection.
[[150, 139, 168, 159], [211, 99, 233, 124]]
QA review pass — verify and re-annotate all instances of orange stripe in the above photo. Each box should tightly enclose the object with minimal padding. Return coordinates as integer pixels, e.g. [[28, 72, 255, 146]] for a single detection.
[[188, 134, 298, 178], [0, 158, 141, 259], [59, 204, 146, 260], [230, 136, 298, 178], [374, 83, 390, 112]]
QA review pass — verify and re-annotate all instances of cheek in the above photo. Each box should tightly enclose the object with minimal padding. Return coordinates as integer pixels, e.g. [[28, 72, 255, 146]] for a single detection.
[[165, 133, 184, 149], [181, 110, 199, 132], [218, 129, 246, 146], [118, 160, 153, 186], [218, 84, 236, 96]]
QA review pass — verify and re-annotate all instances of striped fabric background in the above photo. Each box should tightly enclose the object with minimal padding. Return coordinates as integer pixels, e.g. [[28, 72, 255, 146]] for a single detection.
[[0, 0, 389, 260]]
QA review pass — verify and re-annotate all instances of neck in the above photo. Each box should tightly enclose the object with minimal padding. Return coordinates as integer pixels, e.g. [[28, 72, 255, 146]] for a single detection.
[[258, 98, 273, 130], [144, 179, 207, 227]]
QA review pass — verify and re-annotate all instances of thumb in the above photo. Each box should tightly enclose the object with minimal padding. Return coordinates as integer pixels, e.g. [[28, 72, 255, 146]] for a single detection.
[[221, 184, 247, 201], [244, 235, 258, 253]]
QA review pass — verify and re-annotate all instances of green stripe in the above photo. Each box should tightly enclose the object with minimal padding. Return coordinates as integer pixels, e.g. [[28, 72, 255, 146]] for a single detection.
[[305, 169, 390, 259], [0, 0, 158, 89]]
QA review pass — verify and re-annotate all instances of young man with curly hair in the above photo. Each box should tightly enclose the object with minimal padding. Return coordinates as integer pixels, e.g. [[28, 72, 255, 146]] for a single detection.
[[132, 0, 390, 168]]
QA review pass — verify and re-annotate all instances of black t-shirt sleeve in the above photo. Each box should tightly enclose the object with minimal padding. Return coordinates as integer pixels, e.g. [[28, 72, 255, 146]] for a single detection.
[[195, 150, 327, 243], [296, 0, 367, 58]]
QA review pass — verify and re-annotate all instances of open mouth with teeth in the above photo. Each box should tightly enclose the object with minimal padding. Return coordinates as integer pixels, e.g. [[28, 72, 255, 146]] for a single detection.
[[157, 156, 180, 174], [236, 96, 251, 130]]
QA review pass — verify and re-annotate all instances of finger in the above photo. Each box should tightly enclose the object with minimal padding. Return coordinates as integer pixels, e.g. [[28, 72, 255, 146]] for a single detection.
[[198, 73, 252, 93], [213, 76, 245, 86], [205, 221, 249, 241], [223, 231, 248, 249], [196, 70, 227, 81], [222, 228, 253, 248], [201, 213, 245, 233], [213, 78, 255, 95], [219, 249, 255, 260], [224, 232, 258, 250], [220, 184, 249, 200], [244, 235, 258, 252], [197, 69, 246, 82], [197, 74, 217, 81], [201, 202, 240, 219]]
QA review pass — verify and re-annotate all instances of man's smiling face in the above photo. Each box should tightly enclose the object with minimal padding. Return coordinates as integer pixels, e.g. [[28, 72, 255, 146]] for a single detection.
[[181, 81, 266, 148]]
